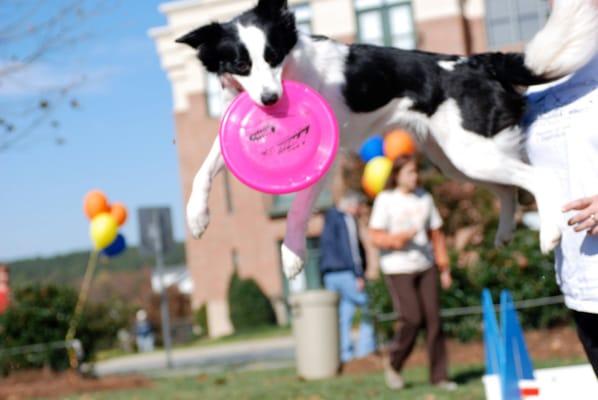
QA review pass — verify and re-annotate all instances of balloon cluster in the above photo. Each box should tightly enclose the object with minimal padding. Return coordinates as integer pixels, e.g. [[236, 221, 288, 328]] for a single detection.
[[84, 190, 128, 257], [359, 130, 417, 197]]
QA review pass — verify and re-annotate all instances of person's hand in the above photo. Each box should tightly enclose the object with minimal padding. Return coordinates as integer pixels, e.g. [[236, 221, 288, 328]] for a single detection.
[[392, 228, 417, 249], [356, 277, 365, 292], [563, 195, 598, 235], [440, 270, 452, 290]]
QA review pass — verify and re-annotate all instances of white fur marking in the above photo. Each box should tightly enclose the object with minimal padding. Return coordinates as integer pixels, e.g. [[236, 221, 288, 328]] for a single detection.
[[438, 61, 456, 71], [430, 99, 561, 253], [187, 136, 225, 238], [281, 243, 304, 279], [235, 23, 283, 105]]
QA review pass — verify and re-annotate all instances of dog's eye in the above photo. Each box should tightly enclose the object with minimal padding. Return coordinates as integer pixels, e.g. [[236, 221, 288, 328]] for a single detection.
[[236, 61, 250, 74], [265, 48, 280, 66]]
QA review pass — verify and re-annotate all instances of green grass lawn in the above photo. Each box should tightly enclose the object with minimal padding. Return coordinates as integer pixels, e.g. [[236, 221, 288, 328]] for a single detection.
[[62, 365, 483, 400], [57, 357, 585, 400], [182, 325, 293, 349], [60, 357, 585, 400]]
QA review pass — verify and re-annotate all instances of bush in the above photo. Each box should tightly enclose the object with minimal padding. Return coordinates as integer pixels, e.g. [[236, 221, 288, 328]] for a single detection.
[[147, 286, 192, 345], [0, 284, 131, 374], [368, 224, 567, 343], [194, 303, 209, 337], [228, 271, 276, 332]]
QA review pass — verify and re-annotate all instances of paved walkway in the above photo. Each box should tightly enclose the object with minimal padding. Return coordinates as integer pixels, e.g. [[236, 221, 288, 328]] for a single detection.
[[95, 335, 296, 377]]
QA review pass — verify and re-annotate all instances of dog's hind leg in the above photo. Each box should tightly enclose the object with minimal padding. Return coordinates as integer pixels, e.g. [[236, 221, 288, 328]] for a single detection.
[[281, 178, 327, 279], [489, 185, 518, 247], [422, 135, 517, 247], [431, 100, 561, 253]]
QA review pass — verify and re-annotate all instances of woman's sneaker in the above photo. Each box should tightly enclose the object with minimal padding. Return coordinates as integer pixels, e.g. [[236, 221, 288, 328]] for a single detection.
[[384, 360, 405, 390]]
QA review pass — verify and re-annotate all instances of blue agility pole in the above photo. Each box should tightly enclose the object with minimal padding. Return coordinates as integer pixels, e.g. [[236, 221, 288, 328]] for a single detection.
[[482, 289, 502, 375], [482, 289, 537, 400], [500, 290, 535, 400]]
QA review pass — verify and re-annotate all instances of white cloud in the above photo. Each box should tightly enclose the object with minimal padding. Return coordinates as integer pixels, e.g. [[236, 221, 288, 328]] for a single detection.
[[0, 60, 122, 97]]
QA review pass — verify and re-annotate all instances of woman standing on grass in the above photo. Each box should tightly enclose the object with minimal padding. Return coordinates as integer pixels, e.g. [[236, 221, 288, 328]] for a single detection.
[[368, 155, 456, 391]]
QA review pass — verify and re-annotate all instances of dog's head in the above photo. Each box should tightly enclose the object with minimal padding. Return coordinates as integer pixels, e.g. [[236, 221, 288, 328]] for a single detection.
[[176, 0, 297, 107]]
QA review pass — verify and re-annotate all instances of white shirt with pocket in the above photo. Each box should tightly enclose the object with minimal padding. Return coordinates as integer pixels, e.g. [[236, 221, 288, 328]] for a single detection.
[[525, 55, 598, 314], [369, 187, 443, 275]]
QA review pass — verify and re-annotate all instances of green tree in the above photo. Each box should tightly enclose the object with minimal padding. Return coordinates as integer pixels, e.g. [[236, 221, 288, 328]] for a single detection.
[[0, 284, 131, 374]]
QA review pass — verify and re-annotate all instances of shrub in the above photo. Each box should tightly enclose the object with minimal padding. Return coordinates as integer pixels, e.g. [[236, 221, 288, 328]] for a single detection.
[[227, 271, 276, 332], [0, 284, 131, 374], [147, 286, 192, 345], [194, 303, 209, 337], [368, 224, 567, 343]]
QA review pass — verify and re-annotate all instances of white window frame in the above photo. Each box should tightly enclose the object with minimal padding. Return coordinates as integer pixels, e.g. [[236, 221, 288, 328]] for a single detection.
[[354, 0, 416, 49], [484, 0, 549, 49]]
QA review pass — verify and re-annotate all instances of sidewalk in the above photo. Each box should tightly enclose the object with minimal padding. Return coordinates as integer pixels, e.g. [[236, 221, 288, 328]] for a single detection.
[[94, 335, 296, 377]]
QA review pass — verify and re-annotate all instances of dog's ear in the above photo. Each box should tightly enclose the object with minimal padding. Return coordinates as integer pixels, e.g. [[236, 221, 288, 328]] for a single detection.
[[175, 22, 224, 49], [255, 0, 288, 16]]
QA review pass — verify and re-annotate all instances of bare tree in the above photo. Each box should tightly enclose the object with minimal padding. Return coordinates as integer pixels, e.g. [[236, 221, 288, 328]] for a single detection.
[[0, 0, 116, 153]]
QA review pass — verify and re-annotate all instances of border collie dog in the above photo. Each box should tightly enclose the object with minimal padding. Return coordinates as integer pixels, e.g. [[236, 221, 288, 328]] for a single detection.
[[177, 0, 598, 279]]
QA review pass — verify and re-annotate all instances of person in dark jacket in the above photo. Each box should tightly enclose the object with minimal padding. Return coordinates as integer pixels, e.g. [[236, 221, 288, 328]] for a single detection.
[[320, 191, 376, 362]]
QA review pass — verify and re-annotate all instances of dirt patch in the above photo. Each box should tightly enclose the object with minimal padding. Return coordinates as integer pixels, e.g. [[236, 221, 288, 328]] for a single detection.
[[342, 325, 585, 375], [0, 369, 151, 400]]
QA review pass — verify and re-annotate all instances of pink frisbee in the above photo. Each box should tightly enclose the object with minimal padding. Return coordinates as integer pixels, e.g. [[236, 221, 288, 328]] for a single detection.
[[219, 80, 339, 195]]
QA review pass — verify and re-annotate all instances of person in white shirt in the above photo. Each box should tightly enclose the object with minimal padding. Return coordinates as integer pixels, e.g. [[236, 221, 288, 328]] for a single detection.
[[525, 50, 598, 376], [368, 155, 455, 390]]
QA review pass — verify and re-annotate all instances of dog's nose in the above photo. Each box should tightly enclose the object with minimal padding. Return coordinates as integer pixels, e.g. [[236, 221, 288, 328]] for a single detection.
[[261, 92, 279, 106]]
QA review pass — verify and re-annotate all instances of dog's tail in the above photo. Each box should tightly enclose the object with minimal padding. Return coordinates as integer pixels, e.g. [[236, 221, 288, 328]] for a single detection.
[[525, 0, 598, 81], [480, 0, 598, 88]]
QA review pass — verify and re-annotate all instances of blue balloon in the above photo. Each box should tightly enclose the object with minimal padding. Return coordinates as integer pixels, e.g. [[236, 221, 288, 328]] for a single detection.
[[102, 233, 126, 257], [359, 135, 384, 162]]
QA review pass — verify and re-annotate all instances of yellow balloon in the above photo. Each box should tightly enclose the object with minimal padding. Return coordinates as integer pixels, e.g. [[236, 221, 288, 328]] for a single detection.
[[90, 213, 118, 250], [362, 156, 393, 198]]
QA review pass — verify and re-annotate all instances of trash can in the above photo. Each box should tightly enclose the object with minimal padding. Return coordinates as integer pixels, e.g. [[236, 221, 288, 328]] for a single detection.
[[289, 290, 340, 380]]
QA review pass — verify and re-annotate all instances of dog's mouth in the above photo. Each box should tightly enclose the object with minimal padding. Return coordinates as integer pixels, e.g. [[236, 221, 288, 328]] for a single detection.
[[220, 75, 245, 93]]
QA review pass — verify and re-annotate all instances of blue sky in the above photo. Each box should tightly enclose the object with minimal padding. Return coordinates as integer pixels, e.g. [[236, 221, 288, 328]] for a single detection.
[[0, 1, 186, 261]]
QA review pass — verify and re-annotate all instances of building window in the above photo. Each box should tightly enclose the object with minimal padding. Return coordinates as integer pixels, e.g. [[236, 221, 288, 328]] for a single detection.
[[293, 3, 312, 34], [355, 0, 416, 49], [203, 3, 312, 119], [485, 0, 549, 49]]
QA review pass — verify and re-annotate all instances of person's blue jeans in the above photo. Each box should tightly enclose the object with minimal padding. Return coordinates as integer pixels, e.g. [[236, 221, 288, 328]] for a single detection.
[[323, 270, 376, 362]]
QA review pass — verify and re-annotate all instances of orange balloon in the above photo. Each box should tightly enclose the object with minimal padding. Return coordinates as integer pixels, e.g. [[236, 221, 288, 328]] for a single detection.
[[383, 130, 416, 161], [83, 190, 110, 220], [110, 202, 128, 226]]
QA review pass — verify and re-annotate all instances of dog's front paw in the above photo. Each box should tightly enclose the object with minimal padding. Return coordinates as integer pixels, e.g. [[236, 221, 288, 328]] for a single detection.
[[281, 243, 304, 280], [186, 199, 210, 239]]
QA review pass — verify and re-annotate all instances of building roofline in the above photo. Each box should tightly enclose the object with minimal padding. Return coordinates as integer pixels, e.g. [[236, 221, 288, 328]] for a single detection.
[[159, 0, 246, 14]]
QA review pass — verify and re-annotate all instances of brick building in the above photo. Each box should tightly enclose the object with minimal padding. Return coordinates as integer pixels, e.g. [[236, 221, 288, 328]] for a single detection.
[[151, 0, 549, 337]]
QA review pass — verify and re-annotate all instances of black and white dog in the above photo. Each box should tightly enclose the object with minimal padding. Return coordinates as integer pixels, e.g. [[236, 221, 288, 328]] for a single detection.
[[176, 0, 598, 279]]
